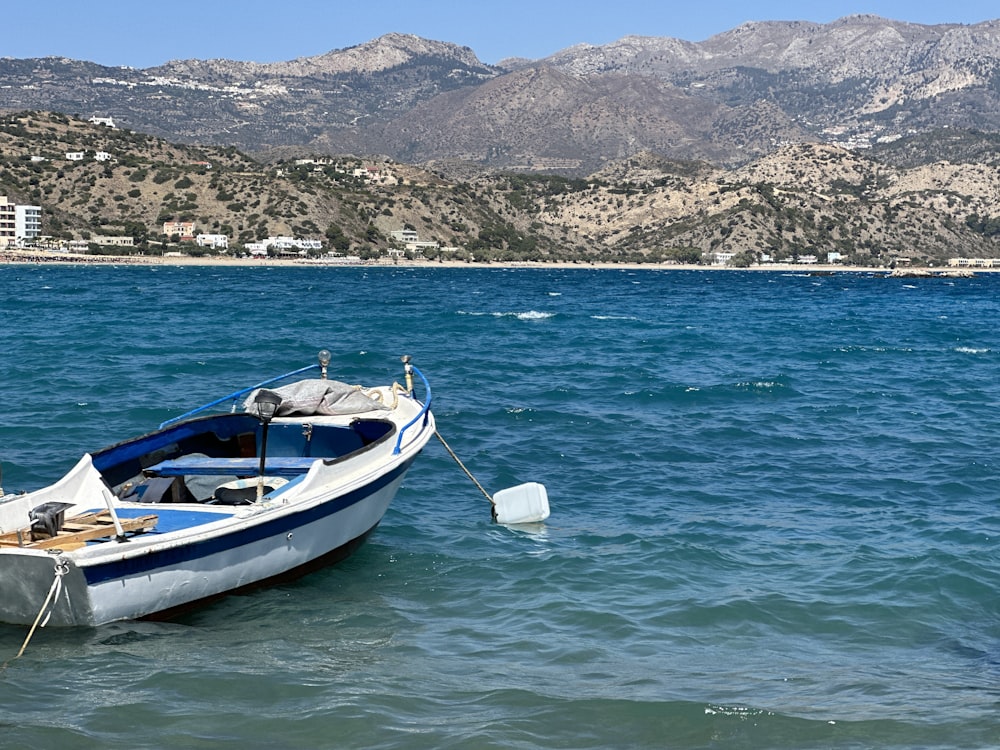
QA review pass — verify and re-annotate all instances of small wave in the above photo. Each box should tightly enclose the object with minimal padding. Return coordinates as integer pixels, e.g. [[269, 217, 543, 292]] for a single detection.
[[705, 705, 775, 719], [836, 345, 912, 354], [735, 380, 787, 390], [955, 346, 989, 354], [517, 311, 554, 321], [547, 292, 562, 296], [591, 315, 639, 321], [457, 310, 555, 321]]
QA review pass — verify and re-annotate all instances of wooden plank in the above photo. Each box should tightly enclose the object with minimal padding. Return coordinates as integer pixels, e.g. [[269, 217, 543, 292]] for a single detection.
[[0, 529, 30, 548], [0, 512, 158, 549], [0, 510, 109, 546]]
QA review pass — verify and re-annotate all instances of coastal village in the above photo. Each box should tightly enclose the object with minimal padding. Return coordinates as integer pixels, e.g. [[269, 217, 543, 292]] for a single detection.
[[2, 186, 996, 272], [0, 112, 461, 264], [4, 186, 998, 271], [3, 110, 1000, 270], [1, 188, 449, 264]]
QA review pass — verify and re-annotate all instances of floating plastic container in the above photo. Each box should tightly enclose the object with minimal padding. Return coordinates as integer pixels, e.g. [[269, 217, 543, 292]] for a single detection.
[[493, 482, 550, 525]]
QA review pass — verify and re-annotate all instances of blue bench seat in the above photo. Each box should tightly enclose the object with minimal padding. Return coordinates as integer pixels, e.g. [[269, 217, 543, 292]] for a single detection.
[[145, 456, 321, 478]]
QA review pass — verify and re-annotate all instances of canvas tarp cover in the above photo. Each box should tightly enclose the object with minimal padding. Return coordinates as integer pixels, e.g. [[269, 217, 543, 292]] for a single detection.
[[243, 379, 388, 417]]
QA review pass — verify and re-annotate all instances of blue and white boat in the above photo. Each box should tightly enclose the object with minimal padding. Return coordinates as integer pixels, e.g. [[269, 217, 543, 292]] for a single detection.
[[0, 351, 435, 627]]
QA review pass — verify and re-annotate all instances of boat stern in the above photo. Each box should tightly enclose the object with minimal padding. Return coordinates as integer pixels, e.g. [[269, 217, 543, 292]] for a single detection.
[[0, 548, 94, 626]]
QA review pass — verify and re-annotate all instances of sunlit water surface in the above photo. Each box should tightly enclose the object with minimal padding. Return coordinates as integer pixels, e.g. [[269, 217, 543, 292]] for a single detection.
[[1, 266, 998, 749]]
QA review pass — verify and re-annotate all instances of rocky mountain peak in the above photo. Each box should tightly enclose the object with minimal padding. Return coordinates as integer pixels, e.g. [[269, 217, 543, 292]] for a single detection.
[[294, 32, 490, 75], [147, 32, 493, 80]]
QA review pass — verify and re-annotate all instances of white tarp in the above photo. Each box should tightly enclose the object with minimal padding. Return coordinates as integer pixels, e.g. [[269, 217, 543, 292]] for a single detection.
[[243, 379, 388, 417]]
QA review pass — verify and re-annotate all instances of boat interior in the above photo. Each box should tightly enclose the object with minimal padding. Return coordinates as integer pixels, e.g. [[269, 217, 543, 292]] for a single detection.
[[91, 412, 397, 506], [1, 411, 398, 550]]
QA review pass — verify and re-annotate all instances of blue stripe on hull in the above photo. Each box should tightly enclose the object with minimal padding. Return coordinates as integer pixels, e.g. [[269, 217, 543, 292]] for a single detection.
[[82, 458, 413, 585]]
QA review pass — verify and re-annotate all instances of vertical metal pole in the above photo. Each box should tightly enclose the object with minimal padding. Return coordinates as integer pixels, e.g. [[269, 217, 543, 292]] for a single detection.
[[402, 354, 414, 395], [102, 487, 129, 543], [257, 420, 271, 502]]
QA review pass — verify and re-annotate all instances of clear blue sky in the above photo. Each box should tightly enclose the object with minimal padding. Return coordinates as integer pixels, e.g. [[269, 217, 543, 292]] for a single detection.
[[6, 0, 997, 68]]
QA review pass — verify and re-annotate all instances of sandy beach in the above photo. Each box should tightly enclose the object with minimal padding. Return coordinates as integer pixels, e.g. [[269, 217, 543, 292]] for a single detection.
[[0, 248, 990, 275]]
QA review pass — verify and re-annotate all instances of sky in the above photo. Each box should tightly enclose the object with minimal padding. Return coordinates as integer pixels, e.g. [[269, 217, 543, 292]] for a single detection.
[[5, 0, 998, 68]]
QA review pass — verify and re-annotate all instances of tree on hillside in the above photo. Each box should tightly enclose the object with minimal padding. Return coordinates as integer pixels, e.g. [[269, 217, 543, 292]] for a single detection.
[[121, 220, 149, 246], [325, 222, 350, 252]]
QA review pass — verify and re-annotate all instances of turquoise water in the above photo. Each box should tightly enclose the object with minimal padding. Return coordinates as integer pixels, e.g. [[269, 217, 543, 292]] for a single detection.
[[1, 265, 998, 748]]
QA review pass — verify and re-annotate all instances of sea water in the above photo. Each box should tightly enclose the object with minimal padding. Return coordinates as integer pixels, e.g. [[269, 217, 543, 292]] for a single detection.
[[0, 265, 998, 749]]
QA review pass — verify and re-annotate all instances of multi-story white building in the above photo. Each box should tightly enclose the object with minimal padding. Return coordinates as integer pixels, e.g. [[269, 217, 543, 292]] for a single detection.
[[0, 196, 15, 248], [390, 229, 419, 244], [0, 197, 40, 247], [16, 204, 42, 243], [389, 228, 438, 256]]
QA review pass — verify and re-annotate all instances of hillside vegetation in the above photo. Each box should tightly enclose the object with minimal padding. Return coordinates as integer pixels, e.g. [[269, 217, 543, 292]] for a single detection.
[[2, 111, 1000, 265]]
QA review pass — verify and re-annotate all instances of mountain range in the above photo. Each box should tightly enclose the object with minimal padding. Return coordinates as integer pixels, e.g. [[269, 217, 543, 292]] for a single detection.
[[4, 110, 1000, 267], [2, 15, 1000, 173]]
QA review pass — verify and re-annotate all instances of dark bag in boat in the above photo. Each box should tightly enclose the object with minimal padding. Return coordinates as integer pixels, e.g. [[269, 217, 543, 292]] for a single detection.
[[29, 501, 75, 540]]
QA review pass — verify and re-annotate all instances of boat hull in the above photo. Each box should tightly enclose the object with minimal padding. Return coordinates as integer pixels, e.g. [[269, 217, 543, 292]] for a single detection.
[[0, 458, 414, 627]]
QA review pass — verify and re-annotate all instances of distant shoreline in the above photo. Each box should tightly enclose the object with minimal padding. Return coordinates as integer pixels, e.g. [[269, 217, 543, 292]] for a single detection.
[[0, 250, 993, 275]]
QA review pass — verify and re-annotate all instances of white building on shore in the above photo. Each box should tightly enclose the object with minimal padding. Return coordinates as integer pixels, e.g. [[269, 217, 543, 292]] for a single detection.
[[0, 196, 42, 247], [196, 233, 229, 250], [244, 236, 323, 257], [16, 204, 42, 244], [389, 228, 439, 256], [0, 196, 15, 248], [948, 257, 999, 268]]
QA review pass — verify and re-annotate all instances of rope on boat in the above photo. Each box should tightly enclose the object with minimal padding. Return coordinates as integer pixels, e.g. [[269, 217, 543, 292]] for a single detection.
[[3, 557, 69, 669], [363, 381, 408, 410], [434, 430, 496, 517]]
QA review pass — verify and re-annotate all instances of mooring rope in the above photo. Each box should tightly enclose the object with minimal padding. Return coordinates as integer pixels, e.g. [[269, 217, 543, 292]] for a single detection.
[[434, 430, 496, 512]]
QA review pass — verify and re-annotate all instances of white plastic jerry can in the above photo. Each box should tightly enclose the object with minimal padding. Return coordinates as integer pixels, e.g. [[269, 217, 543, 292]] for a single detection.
[[492, 482, 550, 524]]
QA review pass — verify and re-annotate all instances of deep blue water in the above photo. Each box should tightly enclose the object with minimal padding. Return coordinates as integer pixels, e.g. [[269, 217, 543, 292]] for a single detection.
[[1, 265, 999, 749]]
